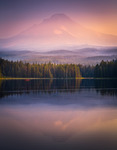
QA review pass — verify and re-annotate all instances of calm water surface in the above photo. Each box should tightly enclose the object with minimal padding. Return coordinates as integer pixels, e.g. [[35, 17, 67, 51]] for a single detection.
[[0, 79, 117, 150]]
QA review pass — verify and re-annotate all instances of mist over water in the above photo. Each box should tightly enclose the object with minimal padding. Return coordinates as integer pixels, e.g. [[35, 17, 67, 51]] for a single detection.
[[0, 79, 117, 150]]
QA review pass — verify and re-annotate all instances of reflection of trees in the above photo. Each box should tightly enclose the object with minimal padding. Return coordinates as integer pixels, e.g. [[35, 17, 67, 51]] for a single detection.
[[0, 79, 117, 98], [95, 79, 117, 96], [0, 79, 82, 98], [0, 80, 3, 98], [0, 80, 2, 90]]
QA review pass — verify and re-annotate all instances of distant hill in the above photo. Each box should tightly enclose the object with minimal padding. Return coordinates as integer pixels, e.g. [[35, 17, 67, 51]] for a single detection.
[[0, 47, 117, 65]]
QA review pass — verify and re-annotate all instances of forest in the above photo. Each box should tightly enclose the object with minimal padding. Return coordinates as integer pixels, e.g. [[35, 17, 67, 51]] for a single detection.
[[0, 58, 117, 78], [0, 58, 81, 78]]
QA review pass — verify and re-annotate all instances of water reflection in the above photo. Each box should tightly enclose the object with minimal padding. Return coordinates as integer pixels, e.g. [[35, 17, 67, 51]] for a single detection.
[[0, 79, 117, 98], [0, 105, 117, 150], [0, 79, 117, 150]]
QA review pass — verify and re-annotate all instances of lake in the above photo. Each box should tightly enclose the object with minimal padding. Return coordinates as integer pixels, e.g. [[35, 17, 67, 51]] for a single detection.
[[0, 79, 117, 150]]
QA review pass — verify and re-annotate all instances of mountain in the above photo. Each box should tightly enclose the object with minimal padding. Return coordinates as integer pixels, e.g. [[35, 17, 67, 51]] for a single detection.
[[0, 13, 117, 51]]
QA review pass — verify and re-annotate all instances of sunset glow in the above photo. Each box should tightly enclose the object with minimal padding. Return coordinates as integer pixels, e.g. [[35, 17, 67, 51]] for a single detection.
[[0, 0, 117, 51]]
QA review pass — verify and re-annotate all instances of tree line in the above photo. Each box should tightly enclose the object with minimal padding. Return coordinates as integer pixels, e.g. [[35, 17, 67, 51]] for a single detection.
[[0, 58, 117, 78], [79, 59, 117, 78], [0, 58, 81, 78], [94, 59, 117, 78]]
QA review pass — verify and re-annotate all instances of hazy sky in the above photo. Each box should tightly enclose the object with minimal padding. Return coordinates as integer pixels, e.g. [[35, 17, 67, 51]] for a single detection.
[[0, 0, 117, 38]]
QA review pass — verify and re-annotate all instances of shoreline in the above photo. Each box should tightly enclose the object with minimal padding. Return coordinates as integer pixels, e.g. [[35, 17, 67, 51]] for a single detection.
[[0, 77, 84, 80], [0, 77, 117, 80]]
